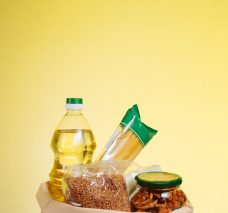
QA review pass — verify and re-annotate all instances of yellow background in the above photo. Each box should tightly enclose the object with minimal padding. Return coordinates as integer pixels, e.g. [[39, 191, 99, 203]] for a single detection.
[[0, 0, 227, 212]]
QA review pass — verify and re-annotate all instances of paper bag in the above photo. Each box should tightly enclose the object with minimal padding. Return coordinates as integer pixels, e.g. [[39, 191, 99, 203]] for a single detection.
[[37, 165, 193, 213]]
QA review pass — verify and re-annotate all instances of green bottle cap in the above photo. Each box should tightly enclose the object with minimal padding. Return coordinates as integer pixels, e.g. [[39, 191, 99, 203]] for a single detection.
[[120, 104, 157, 146], [66, 98, 83, 104], [135, 172, 182, 189]]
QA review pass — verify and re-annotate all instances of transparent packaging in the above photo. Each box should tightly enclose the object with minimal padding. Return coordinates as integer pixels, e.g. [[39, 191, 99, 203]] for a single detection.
[[97, 125, 144, 161], [48, 98, 96, 202], [64, 160, 131, 212], [97, 104, 157, 162]]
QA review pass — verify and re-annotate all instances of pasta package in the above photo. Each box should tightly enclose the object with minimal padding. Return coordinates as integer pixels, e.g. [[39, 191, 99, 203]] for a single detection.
[[96, 104, 157, 162]]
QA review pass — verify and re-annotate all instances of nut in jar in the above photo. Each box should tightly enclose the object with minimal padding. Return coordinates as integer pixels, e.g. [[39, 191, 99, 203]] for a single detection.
[[131, 172, 187, 213]]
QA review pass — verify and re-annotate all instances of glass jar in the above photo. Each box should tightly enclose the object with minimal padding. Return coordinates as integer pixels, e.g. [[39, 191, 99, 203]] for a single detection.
[[131, 172, 187, 213]]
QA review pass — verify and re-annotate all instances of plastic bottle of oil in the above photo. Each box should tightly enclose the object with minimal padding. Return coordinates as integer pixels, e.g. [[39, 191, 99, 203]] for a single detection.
[[48, 98, 96, 202]]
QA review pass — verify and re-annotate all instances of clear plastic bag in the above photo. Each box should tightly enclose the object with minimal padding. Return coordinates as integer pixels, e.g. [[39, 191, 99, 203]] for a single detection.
[[64, 160, 131, 212]]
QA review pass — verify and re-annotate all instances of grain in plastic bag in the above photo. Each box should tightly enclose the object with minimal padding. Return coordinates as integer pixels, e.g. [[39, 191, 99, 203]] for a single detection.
[[64, 160, 131, 212]]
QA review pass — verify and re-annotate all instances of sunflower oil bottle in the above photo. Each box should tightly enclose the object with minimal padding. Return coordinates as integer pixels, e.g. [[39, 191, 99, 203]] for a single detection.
[[48, 98, 96, 202]]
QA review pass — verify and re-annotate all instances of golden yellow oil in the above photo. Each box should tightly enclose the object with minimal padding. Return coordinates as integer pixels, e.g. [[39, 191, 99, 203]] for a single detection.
[[48, 129, 96, 201]]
